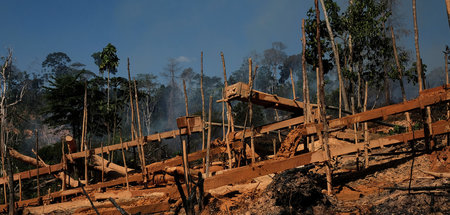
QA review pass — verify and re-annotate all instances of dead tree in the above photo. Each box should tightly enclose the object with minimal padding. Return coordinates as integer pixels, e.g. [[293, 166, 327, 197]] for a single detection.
[[1, 49, 26, 214]]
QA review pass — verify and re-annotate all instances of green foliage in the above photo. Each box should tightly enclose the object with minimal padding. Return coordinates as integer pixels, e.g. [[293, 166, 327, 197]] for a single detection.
[[99, 43, 119, 76], [42, 70, 127, 142]]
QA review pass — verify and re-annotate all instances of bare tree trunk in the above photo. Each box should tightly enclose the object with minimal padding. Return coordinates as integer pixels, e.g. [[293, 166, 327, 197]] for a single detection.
[[391, 27, 412, 131], [316, 0, 332, 195], [301, 19, 312, 151], [319, 0, 350, 113]]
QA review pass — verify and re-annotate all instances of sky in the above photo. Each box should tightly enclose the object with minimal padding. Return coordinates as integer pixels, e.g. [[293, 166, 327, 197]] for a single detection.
[[0, 0, 449, 84]]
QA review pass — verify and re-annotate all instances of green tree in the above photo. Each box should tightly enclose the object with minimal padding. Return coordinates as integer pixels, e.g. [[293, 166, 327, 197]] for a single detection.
[[98, 43, 120, 110]]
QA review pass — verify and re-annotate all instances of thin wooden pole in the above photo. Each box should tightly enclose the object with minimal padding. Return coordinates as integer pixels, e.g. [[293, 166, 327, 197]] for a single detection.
[[183, 80, 189, 116], [200, 52, 206, 170], [248, 59, 255, 164], [82, 82, 88, 185], [61, 138, 66, 201], [445, 49, 449, 146], [205, 96, 213, 177], [134, 79, 147, 179], [120, 137, 129, 190], [18, 174, 21, 202], [351, 97, 359, 170], [290, 68, 296, 100], [363, 81, 369, 168], [35, 130, 40, 199], [100, 142, 104, 184], [301, 19, 313, 151], [182, 139, 190, 193], [221, 52, 233, 169], [316, 0, 332, 195], [222, 88, 226, 141], [127, 58, 137, 142]]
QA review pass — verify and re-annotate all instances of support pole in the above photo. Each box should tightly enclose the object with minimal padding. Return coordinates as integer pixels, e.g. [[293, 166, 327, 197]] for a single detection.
[[61, 138, 66, 201], [315, 0, 332, 195], [35, 130, 40, 199], [363, 81, 369, 168], [120, 137, 129, 191], [201, 52, 206, 170], [205, 96, 212, 177], [221, 52, 233, 169], [134, 79, 147, 181]]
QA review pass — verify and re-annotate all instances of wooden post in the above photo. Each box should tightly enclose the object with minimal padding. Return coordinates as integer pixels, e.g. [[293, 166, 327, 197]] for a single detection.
[[221, 52, 233, 169], [301, 19, 313, 151], [18, 174, 21, 202], [61, 138, 66, 201], [222, 88, 226, 141], [82, 82, 88, 185], [134, 79, 147, 180], [351, 97, 359, 170], [127, 58, 137, 142], [100, 142, 104, 184], [205, 96, 213, 177], [182, 139, 190, 194], [363, 81, 369, 168], [290, 68, 296, 100], [315, 0, 332, 195], [183, 80, 189, 116], [201, 51, 206, 170], [120, 137, 129, 190], [273, 139, 277, 157], [446, 50, 449, 145], [248, 59, 256, 164], [35, 130, 40, 199]]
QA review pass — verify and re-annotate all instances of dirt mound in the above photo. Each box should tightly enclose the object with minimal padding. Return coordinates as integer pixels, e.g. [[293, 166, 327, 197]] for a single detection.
[[266, 167, 332, 214]]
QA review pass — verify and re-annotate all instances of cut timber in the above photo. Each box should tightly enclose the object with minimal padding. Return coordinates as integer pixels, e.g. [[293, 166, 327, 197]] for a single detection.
[[221, 82, 312, 114], [90, 155, 134, 176], [4, 148, 79, 187]]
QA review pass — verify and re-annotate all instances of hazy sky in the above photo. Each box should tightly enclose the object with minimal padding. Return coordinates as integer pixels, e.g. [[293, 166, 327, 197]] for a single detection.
[[1, 0, 449, 83]]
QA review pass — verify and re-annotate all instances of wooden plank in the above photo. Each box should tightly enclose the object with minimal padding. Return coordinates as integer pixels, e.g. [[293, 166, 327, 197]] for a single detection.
[[69, 125, 202, 160], [0, 163, 63, 185]]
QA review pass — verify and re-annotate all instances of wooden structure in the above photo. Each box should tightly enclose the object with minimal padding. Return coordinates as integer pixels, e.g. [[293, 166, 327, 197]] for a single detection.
[[1, 83, 449, 214]]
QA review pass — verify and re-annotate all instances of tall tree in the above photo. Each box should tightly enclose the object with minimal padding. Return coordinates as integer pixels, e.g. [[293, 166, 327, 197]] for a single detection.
[[319, 0, 350, 115], [98, 43, 120, 110]]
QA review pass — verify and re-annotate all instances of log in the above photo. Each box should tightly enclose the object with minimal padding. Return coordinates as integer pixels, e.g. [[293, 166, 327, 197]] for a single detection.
[[90, 155, 133, 176], [8, 148, 80, 187]]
